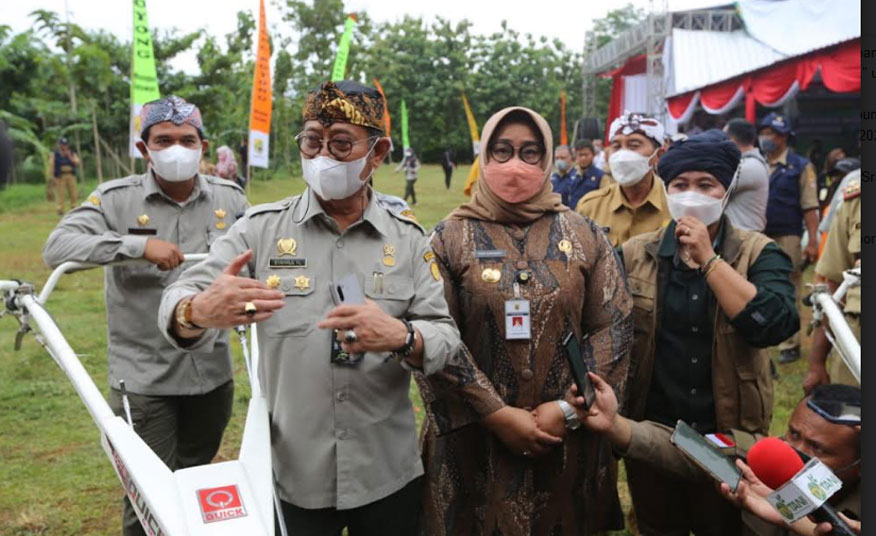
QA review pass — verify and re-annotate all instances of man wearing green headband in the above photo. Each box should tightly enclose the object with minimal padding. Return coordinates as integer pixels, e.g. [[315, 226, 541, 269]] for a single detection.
[[159, 81, 459, 534]]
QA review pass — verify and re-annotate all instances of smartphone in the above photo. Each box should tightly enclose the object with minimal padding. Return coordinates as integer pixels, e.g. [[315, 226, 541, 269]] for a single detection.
[[329, 275, 365, 365], [330, 274, 365, 305], [561, 331, 596, 410], [670, 420, 742, 492]]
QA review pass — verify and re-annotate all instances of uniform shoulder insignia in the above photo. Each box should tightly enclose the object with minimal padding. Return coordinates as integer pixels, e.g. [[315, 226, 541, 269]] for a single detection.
[[97, 175, 140, 194], [843, 181, 861, 201], [205, 175, 245, 193], [399, 208, 418, 222], [246, 196, 295, 218], [388, 208, 425, 234]]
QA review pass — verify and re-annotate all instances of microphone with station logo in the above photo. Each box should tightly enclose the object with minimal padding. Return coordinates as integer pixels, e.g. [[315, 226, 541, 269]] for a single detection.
[[747, 437, 855, 536]]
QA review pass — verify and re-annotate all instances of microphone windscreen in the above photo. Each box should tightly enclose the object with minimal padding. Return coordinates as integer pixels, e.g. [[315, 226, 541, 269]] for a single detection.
[[747, 437, 805, 490]]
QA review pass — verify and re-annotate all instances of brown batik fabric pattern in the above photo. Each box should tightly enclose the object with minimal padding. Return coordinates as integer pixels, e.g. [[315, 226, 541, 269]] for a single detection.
[[302, 81, 385, 131], [416, 211, 634, 536]]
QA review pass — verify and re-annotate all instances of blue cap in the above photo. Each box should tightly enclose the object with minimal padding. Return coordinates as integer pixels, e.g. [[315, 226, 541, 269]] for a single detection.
[[758, 112, 792, 136]]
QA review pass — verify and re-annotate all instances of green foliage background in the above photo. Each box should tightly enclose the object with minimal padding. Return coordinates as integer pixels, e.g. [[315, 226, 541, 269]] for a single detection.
[[0, 2, 646, 185]]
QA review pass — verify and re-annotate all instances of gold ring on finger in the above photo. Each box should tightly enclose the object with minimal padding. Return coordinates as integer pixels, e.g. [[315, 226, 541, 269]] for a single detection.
[[244, 301, 257, 316]]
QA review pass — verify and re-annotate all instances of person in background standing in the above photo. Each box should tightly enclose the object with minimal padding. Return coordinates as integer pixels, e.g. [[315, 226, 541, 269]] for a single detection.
[[575, 111, 670, 247], [757, 113, 819, 364], [396, 147, 420, 206], [549, 144, 582, 209], [441, 146, 456, 189], [50, 136, 80, 215], [573, 138, 606, 192], [215, 145, 243, 188], [724, 119, 769, 232]]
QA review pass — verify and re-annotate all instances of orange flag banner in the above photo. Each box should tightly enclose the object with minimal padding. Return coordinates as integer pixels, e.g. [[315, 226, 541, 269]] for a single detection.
[[248, 0, 272, 168], [373, 78, 391, 137], [560, 89, 569, 146]]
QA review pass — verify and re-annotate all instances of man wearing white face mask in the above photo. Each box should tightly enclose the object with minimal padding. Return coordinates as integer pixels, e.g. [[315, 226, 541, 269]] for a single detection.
[[43, 95, 248, 536], [575, 111, 671, 247], [158, 81, 460, 535], [616, 130, 798, 536]]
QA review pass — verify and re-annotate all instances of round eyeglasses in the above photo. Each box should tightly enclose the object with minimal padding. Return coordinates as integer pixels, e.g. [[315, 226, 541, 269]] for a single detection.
[[295, 132, 378, 160], [488, 141, 545, 165]]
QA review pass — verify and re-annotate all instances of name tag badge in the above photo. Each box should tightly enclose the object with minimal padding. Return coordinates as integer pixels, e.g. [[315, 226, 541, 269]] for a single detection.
[[127, 228, 157, 235], [505, 299, 531, 340], [476, 249, 507, 260], [269, 257, 307, 269]]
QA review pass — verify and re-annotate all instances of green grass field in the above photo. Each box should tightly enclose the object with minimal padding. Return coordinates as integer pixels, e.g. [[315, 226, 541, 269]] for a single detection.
[[0, 164, 812, 535]]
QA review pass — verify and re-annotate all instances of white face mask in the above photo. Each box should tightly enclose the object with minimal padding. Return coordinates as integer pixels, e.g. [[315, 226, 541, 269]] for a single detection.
[[301, 147, 374, 200], [666, 190, 726, 225], [609, 148, 654, 186], [147, 145, 202, 183]]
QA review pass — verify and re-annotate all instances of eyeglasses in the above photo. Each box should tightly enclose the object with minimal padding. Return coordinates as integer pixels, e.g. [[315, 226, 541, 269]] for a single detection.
[[488, 141, 545, 165], [295, 132, 378, 160]]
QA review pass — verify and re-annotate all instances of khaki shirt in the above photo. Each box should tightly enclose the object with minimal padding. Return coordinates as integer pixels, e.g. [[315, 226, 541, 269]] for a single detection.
[[42, 172, 249, 395], [768, 149, 819, 212], [158, 187, 460, 510], [575, 174, 671, 247], [815, 182, 861, 314]]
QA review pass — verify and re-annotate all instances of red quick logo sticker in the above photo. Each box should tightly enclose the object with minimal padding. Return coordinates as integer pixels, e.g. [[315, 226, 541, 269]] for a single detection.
[[197, 485, 247, 523]]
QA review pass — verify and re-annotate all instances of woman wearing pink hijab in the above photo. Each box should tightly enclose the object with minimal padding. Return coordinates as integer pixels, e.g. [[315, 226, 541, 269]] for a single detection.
[[215, 145, 240, 185]]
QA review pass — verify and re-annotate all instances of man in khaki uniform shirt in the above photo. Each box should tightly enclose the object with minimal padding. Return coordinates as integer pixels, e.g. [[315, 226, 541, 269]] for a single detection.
[[576, 111, 670, 247], [805, 179, 861, 390], [159, 81, 460, 536], [758, 113, 819, 363], [43, 96, 248, 536]]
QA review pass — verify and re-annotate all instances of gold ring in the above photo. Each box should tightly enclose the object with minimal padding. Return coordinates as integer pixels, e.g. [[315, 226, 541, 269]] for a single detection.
[[244, 302, 257, 316]]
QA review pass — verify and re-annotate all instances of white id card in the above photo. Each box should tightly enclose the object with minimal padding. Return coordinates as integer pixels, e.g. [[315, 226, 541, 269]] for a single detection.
[[505, 299, 531, 340]]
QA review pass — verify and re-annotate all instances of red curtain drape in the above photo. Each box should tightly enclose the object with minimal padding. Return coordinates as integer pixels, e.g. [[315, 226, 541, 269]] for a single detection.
[[604, 54, 647, 143], [666, 39, 860, 123]]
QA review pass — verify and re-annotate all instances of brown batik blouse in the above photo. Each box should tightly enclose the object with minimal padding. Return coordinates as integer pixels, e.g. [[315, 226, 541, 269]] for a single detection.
[[416, 210, 634, 536]]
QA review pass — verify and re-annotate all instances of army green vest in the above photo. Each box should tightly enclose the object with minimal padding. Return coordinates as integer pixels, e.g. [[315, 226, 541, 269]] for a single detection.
[[622, 224, 775, 435]]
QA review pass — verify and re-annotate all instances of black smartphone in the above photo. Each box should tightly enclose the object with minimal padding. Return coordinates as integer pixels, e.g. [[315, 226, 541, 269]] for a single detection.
[[561, 331, 596, 410], [670, 420, 742, 492]]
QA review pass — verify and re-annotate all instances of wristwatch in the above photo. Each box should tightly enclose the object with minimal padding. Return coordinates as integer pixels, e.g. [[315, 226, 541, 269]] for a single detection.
[[389, 319, 417, 362], [175, 297, 203, 330], [557, 400, 581, 430]]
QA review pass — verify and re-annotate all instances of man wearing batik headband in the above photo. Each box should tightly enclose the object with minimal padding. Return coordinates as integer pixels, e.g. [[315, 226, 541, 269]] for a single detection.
[[575, 111, 672, 246], [159, 80, 459, 535], [43, 95, 248, 536]]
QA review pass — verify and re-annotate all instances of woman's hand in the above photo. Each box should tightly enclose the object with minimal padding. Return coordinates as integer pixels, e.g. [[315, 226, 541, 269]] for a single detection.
[[483, 406, 563, 457], [675, 216, 716, 266], [532, 401, 567, 439], [317, 299, 408, 354]]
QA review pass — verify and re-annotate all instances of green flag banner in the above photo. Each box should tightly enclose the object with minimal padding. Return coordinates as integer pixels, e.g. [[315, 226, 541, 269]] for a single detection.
[[331, 15, 357, 82], [400, 99, 410, 150], [129, 0, 161, 157]]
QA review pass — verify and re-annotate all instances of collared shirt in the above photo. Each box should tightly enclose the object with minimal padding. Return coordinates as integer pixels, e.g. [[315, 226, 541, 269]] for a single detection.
[[42, 172, 249, 395], [575, 174, 672, 247], [816, 186, 861, 315], [725, 148, 769, 232], [550, 166, 582, 209], [768, 148, 819, 211], [159, 187, 460, 510]]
